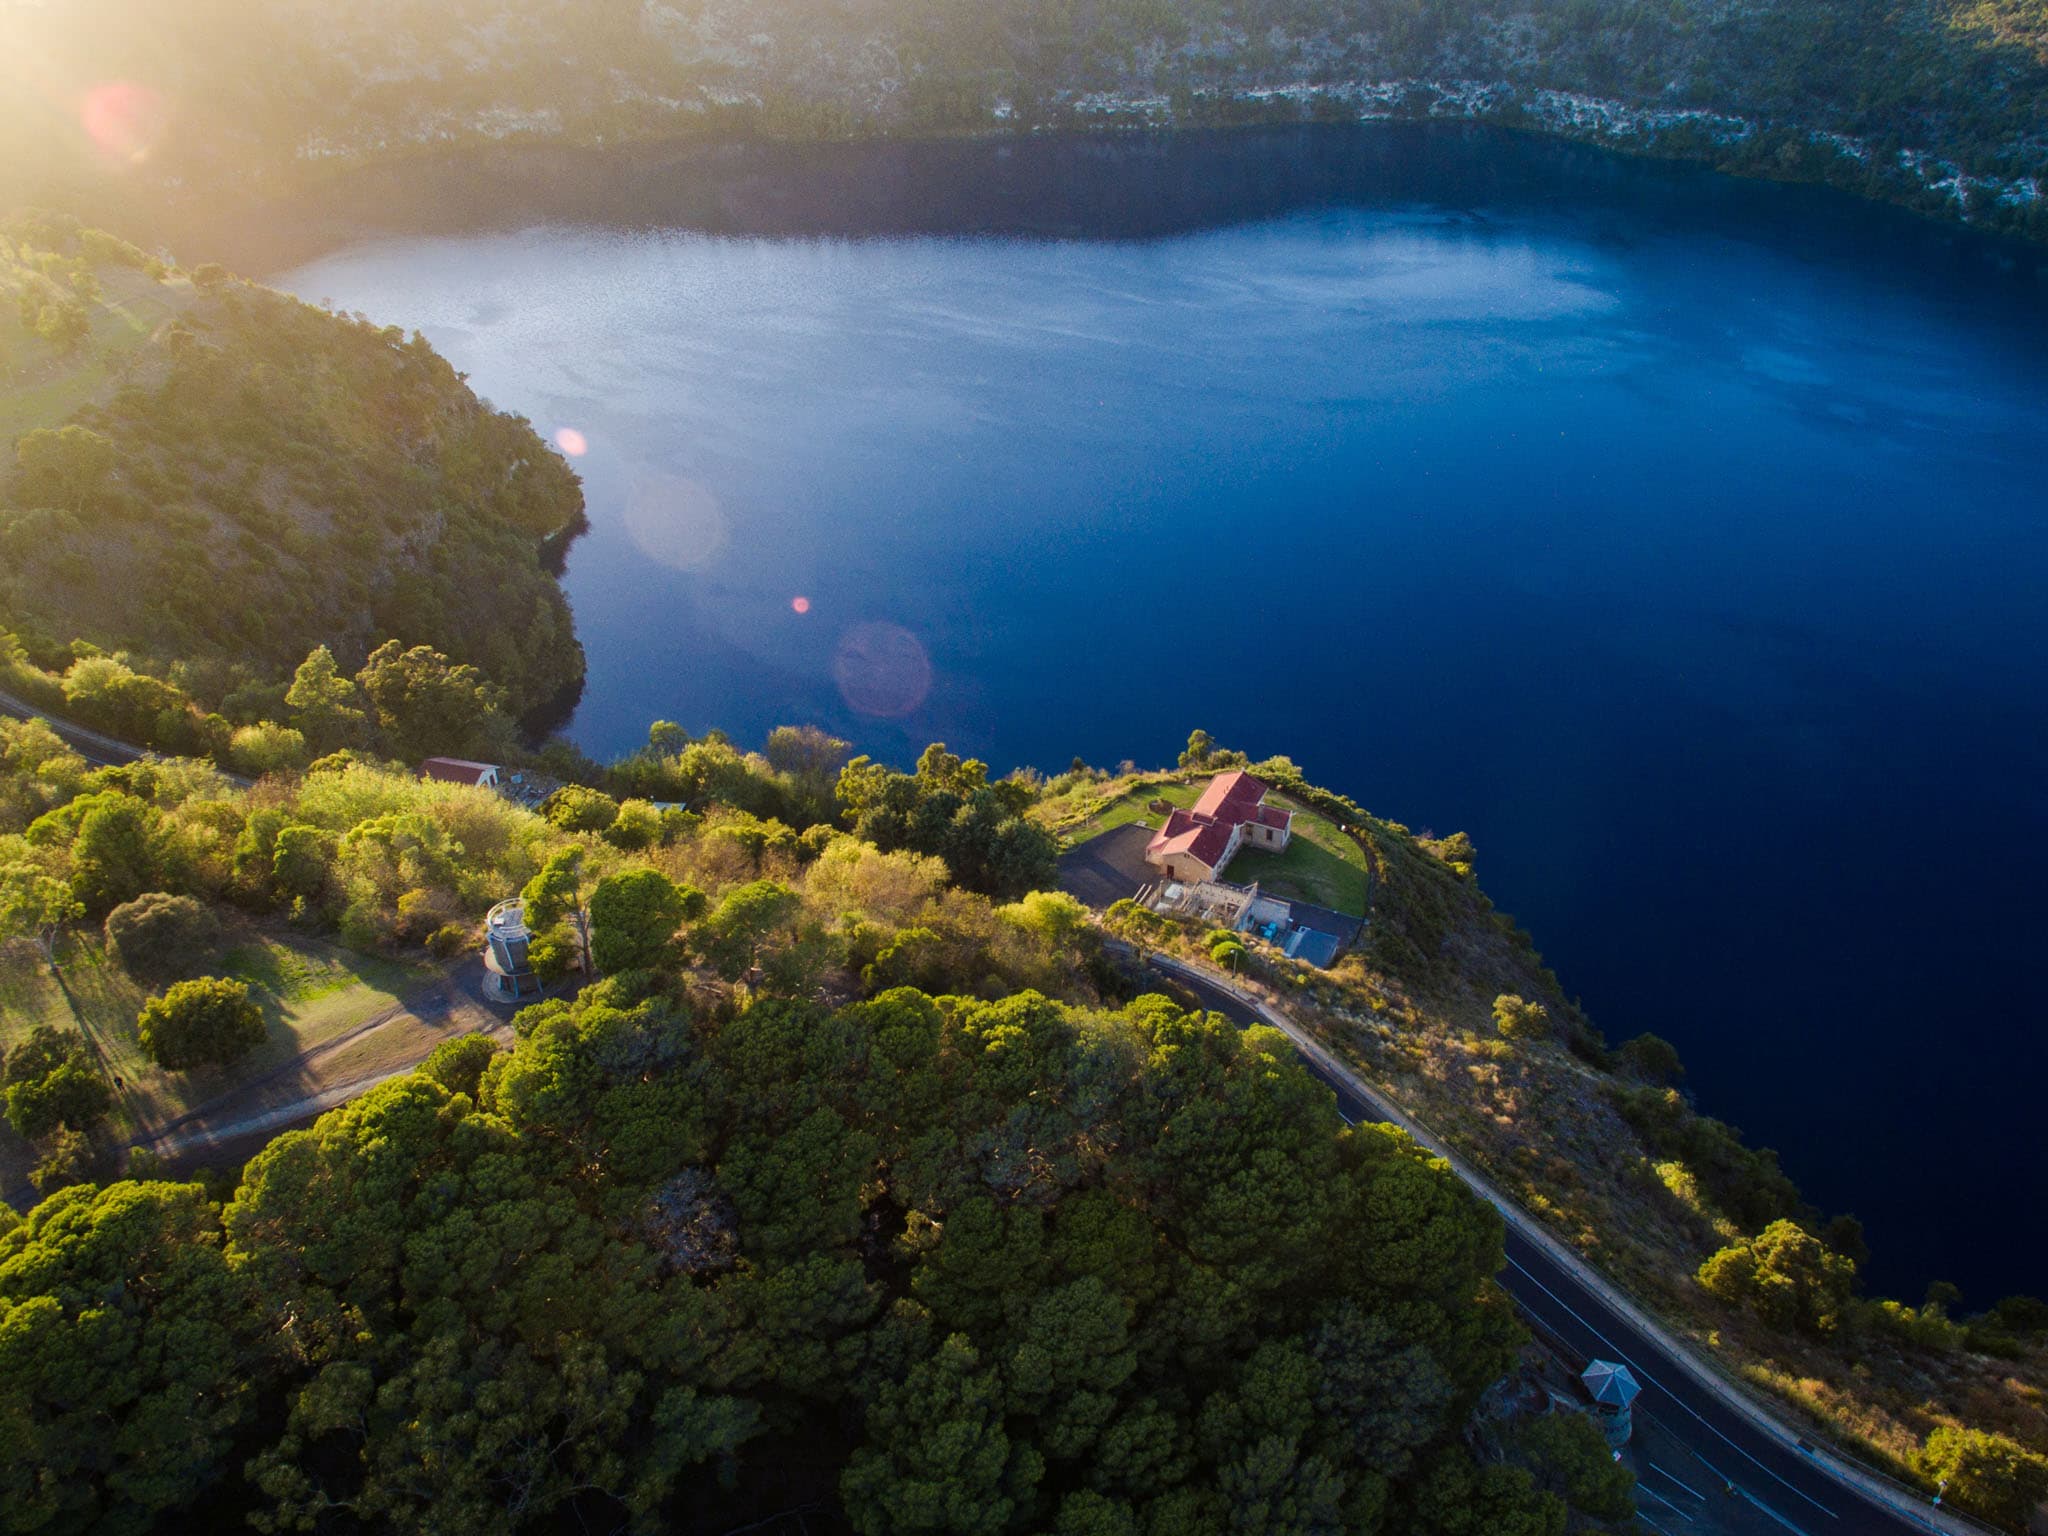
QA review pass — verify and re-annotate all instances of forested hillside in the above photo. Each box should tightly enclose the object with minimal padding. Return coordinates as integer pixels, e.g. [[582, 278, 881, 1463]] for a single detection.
[[1, 984, 1587, 1534], [0, 211, 585, 728], [4, 0, 2046, 238]]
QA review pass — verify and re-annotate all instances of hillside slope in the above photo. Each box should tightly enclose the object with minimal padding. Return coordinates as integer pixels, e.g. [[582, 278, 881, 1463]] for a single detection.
[[0, 213, 585, 724]]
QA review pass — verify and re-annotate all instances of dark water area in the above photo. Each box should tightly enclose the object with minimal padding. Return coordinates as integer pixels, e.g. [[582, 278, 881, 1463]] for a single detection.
[[266, 124, 2048, 1303]]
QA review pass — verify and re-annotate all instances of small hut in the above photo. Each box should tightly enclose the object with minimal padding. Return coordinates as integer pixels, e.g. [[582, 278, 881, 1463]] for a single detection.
[[1580, 1359, 1642, 1447], [484, 898, 543, 1000]]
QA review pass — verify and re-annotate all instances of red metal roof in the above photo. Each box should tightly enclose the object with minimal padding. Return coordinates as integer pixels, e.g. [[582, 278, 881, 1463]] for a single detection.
[[1146, 808, 1236, 870], [1191, 770, 1269, 822], [420, 757, 498, 786]]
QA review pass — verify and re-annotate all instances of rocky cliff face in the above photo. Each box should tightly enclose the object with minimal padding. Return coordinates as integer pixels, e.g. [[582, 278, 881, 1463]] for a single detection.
[[5, 0, 2045, 237]]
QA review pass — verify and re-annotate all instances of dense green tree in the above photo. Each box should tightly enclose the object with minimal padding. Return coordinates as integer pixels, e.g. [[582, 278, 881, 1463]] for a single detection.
[[270, 822, 336, 901], [0, 858, 82, 967], [837, 744, 1057, 898], [587, 866, 698, 973], [28, 1127, 96, 1196], [0, 1181, 267, 1536], [842, 1333, 1028, 1536], [699, 878, 804, 980], [103, 891, 219, 979], [1405, 1449, 1564, 1536], [521, 844, 591, 972], [1616, 1031, 1685, 1084], [1514, 1411, 1635, 1521], [542, 782, 620, 833], [604, 797, 663, 850], [1699, 1220, 1857, 1336], [1, 1026, 111, 1138], [284, 645, 368, 750], [66, 792, 162, 914], [418, 1032, 500, 1097], [355, 641, 507, 761], [1916, 1426, 2048, 1531], [136, 976, 267, 1070]]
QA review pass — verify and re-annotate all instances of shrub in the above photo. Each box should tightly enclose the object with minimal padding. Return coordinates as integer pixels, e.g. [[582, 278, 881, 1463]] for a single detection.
[[604, 798, 662, 850], [1616, 1032, 1684, 1084], [1492, 994, 1551, 1040], [1698, 1220, 1856, 1336], [29, 1127, 95, 1195], [588, 868, 697, 974], [543, 784, 620, 834], [1915, 1427, 2048, 1531], [1, 1027, 112, 1138], [228, 722, 308, 778], [419, 1034, 499, 1097], [104, 892, 220, 979], [426, 921, 471, 959], [137, 977, 267, 1070]]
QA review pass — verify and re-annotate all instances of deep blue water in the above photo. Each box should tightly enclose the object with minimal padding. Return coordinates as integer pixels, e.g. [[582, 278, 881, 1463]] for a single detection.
[[272, 126, 2048, 1303]]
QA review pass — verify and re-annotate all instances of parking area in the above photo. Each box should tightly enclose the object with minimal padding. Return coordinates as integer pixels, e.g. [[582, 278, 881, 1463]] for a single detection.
[[1056, 823, 1155, 909]]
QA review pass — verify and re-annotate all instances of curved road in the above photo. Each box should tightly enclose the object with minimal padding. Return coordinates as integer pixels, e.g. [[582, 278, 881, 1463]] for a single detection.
[[0, 685, 252, 785], [1144, 953, 1970, 1536]]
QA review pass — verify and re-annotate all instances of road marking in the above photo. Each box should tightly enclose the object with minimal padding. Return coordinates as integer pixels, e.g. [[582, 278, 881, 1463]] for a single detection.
[[1733, 1482, 1816, 1536], [1634, 1481, 1698, 1522], [1647, 1461, 1707, 1501], [1504, 1254, 1841, 1521]]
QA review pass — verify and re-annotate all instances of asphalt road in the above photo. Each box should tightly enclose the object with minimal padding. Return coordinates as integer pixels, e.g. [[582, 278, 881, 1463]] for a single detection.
[[1148, 959, 1956, 1536], [0, 685, 148, 769]]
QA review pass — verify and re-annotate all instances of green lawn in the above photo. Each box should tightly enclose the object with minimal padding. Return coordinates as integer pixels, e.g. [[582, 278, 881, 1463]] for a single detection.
[[1224, 799, 1371, 918], [1038, 776, 1203, 849], [0, 924, 434, 1136]]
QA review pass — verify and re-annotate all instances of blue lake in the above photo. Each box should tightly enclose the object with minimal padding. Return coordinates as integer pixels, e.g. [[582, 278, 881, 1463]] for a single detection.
[[272, 126, 2048, 1302]]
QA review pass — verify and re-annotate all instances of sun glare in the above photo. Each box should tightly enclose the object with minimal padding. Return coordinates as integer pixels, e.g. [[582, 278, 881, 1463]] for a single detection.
[[80, 80, 165, 166]]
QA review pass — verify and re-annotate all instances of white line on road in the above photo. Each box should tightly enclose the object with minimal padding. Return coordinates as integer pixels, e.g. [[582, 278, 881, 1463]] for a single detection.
[[1647, 1461, 1708, 1501], [1734, 1482, 1816, 1536], [1634, 1481, 1698, 1522]]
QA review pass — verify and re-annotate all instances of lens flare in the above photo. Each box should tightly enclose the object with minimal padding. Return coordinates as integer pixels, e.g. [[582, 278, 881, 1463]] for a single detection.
[[621, 471, 728, 572], [832, 622, 932, 718], [80, 81, 166, 166], [791, 596, 812, 614], [554, 427, 589, 457]]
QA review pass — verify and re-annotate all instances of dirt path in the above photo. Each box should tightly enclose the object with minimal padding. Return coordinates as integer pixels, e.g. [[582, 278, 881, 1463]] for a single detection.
[[127, 971, 514, 1166], [3, 969, 514, 1204]]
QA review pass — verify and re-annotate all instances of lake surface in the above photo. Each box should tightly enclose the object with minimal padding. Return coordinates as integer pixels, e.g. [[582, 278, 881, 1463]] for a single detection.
[[271, 125, 2048, 1302]]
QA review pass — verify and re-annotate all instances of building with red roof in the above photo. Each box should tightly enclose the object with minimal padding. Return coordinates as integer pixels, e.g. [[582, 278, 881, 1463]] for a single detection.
[[420, 757, 502, 789], [1144, 769, 1293, 884]]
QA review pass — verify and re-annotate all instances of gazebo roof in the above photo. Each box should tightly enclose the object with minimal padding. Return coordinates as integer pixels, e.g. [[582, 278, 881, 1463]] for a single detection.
[[1581, 1359, 1642, 1408]]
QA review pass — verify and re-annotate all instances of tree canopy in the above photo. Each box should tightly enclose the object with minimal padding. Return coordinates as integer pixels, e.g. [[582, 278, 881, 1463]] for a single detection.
[[0, 981, 1557, 1535], [136, 976, 268, 1071]]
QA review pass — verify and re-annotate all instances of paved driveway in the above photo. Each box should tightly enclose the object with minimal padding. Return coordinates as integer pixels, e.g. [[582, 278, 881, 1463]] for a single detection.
[[1057, 823, 1156, 909]]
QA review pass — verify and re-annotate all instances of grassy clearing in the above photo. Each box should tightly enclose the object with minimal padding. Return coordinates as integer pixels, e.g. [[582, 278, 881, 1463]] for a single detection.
[[1036, 775, 1202, 848], [1227, 797, 1370, 917], [0, 924, 435, 1135], [0, 262, 191, 440]]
